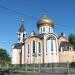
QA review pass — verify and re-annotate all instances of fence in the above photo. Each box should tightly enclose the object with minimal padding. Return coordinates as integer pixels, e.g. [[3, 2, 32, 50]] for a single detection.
[[0, 63, 75, 75]]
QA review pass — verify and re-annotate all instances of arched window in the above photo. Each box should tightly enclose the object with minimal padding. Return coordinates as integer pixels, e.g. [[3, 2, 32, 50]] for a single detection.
[[38, 42, 41, 53], [49, 28, 50, 32], [43, 28, 45, 32], [28, 44, 30, 54], [33, 40, 35, 53], [51, 40, 53, 51], [41, 28, 42, 32]]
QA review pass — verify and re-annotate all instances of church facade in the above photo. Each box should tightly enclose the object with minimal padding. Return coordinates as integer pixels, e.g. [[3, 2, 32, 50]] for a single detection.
[[11, 16, 75, 64]]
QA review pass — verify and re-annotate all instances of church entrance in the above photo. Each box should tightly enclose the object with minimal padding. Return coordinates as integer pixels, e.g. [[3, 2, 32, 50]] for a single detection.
[[47, 37, 56, 63]]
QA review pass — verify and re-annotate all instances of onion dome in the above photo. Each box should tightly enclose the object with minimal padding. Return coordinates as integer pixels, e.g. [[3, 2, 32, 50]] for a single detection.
[[37, 16, 54, 28]]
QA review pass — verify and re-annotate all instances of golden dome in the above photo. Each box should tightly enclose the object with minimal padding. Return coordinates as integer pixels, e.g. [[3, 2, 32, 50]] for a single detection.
[[37, 16, 54, 28]]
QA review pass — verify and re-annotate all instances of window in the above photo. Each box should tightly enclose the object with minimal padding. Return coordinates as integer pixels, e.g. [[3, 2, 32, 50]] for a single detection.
[[69, 47, 72, 51], [67, 46, 69, 50], [51, 53, 53, 55], [23, 34, 25, 38], [49, 28, 50, 32], [61, 47, 65, 51], [38, 42, 41, 53], [28, 44, 30, 54], [28, 44, 30, 57], [33, 40, 35, 53], [51, 40, 53, 51], [41, 28, 42, 32], [43, 28, 45, 32]]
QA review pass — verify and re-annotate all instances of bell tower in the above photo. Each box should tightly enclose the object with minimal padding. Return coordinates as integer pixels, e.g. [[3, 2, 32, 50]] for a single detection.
[[17, 18, 26, 43], [17, 18, 26, 64]]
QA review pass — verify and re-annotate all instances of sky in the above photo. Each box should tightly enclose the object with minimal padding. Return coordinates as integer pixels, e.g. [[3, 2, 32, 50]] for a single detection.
[[0, 0, 75, 55]]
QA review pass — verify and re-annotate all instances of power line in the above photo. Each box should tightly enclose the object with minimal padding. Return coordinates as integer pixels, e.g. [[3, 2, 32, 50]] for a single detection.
[[55, 23, 75, 29], [0, 4, 75, 29], [0, 4, 37, 20]]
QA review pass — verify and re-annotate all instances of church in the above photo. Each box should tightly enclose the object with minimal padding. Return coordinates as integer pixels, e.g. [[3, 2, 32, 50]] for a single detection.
[[11, 16, 75, 64]]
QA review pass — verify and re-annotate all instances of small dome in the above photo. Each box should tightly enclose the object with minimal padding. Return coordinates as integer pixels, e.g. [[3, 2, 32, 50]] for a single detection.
[[37, 16, 54, 28]]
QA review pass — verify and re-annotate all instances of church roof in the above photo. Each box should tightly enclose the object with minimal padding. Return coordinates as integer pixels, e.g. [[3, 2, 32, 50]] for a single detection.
[[19, 18, 25, 32], [26, 33, 44, 41], [13, 43, 23, 49], [60, 41, 73, 47], [59, 41, 73, 51], [31, 33, 44, 39], [19, 24, 25, 32]]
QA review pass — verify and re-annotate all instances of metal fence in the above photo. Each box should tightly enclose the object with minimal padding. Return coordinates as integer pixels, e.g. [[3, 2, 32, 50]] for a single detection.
[[0, 63, 75, 75]]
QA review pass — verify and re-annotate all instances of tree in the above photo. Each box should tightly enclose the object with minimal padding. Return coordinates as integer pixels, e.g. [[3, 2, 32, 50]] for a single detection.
[[68, 34, 75, 49], [0, 49, 11, 64]]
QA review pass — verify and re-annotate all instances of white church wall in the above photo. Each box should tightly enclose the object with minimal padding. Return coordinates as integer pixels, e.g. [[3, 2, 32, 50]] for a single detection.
[[25, 37, 43, 64], [22, 45, 24, 64], [12, 49, 18, 64]]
